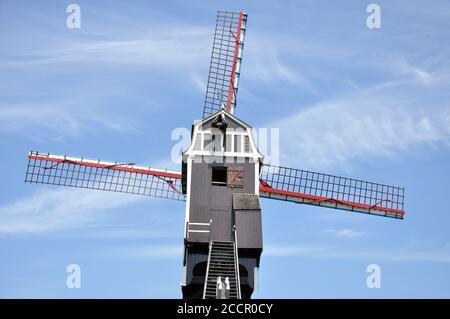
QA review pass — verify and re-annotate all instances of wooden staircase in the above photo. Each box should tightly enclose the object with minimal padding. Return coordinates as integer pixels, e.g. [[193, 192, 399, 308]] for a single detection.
[[203, 241, 241, 299]]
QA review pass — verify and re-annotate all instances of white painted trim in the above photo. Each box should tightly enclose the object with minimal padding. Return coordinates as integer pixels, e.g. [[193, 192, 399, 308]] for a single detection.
[[186, 150, 261, 159], [254, 160, 260, 196], [254, 267, 259, 291], [246, 127, 263, 159], [183, 156, 193, 239], [180, 265, 187, 286], [184, 124, 200, 154], [184, 110, 264, 161], [30, 152, 181, 175]]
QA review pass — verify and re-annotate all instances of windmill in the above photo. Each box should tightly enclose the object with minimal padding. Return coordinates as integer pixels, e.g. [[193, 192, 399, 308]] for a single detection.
[[24, 10, 405, 299]]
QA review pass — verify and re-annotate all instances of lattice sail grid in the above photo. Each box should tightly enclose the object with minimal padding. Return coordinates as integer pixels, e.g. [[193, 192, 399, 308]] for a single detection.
[[259, 164, 405, 219], [202, 11, 247, 118], [25, 152, 185, 201]]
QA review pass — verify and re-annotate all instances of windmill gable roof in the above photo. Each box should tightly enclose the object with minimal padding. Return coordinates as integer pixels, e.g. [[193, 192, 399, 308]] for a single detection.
[[198, 109, 252, 130], [184, 109, 264, 160]]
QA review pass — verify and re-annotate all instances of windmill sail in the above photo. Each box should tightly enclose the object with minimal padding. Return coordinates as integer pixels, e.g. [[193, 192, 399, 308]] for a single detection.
[[259, 164, 405, 219], [202, 11, 247, 118], [25, 151, 185, 201]]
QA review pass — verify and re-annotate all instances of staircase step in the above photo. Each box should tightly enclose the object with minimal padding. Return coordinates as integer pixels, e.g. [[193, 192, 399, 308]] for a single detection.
[[207, 278, 236, 282], [209, 264, 235, 267], [208, 273, 236, 276], [208, 272, 236, 275], [211, 251, 234, 255]]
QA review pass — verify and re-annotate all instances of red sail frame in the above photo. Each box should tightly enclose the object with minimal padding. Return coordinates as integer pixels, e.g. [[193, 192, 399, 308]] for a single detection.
[[226, 11, 245, 113], [259, 185, 404, 219]]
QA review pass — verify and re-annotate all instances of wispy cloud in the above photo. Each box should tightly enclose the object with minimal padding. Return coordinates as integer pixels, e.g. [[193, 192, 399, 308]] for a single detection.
[[244, 33, 318, 93], [0, 101, 137, 139], [0, 28, 210, 70], [0, 25, 211, 139], [272, 82, 450, 171], [265, 245, 329, 257], [0, 187, 143, 235], [245, 11, 450, 173], [189, 72, 207, 94], [113, 244, 182, 259], [264, 244, 450, 263], [321, 228, 366, 239]]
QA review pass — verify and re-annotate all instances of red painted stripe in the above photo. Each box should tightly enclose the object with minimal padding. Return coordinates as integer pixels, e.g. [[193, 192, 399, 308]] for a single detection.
[[259, 186, 405, 216], [28, 153, 182, 179], [226, 11, 244, 112]]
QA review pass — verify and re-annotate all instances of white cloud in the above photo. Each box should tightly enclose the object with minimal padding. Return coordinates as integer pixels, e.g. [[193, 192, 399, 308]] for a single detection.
[[189, 72, 207, 94], [114, 244, 182, 259], [0, 26, 211, 138], [0, 102, 136, 139], [321, 228, 366, 239], [0, 187, 143, 235], [244, 35, 317, 92], [272, 84, 450, 171], [265, 245, 329, 257], [264, 244, 450, 263], [392, 56, 434, 85], [0, 27, 210, 69]]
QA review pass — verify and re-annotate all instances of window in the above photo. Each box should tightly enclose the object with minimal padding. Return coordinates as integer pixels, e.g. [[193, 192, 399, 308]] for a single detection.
[[204, 133, 212, 151], [234, 135, 242, 152], [244, 135, 251, 153], [212, 133, 223, 152], [212, 166, 227, 185], [211, 166, 244, 187], [225, 134, 232, 152]]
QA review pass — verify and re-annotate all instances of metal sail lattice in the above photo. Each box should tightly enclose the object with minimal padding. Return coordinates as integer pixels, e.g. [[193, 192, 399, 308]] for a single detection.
[[259, 164, 405, 219], [202, 11, 247, 118], [25, 152, 185, 201]]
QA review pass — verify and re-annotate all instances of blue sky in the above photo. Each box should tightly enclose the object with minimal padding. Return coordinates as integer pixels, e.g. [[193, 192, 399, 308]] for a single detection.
[[1, 0, 450, 298]]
